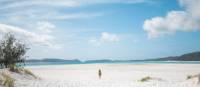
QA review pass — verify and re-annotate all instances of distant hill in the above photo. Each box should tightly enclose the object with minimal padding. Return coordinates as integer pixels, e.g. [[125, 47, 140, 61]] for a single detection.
[[147, 51, 200, 61], [84, 59, 113, 63], [26, 51, 200, 64], [26, 58, 82, 64]]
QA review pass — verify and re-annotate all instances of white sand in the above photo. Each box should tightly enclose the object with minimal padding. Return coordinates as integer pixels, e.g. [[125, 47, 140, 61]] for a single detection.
[[12, 64, 200, 87]]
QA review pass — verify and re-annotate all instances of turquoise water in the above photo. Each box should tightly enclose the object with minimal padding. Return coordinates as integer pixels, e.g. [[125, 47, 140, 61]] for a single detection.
[[25, 61, 200, 66]]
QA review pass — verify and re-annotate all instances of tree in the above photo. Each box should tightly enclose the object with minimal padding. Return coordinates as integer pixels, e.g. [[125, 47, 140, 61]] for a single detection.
[[0, 33, 29, 70]]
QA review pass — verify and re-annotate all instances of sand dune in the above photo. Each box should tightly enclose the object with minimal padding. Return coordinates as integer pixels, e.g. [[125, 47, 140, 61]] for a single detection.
[[4, 64, 200, 87]]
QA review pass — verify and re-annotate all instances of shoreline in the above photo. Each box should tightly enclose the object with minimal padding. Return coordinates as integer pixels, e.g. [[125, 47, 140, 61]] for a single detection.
[[25, 61, 200, 67]]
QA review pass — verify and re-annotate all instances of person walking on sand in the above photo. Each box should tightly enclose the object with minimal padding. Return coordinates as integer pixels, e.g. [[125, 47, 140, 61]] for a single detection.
[[98, 69, 102, 79]]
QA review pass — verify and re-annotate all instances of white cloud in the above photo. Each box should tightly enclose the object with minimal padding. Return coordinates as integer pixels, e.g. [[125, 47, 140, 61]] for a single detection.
[[37, 21, 55, 33], [89, 32, 120, 46], [100, 32, 120, 42], [0, 0, 153, 21], [0, 0, 153, 23], [1, 9, 105, 24], [49, 12, 104, 20], [179, 0, 200, 19], [0, 0, 153, 9], [143, 0, 200, 38], [0, 23, 60, 49]]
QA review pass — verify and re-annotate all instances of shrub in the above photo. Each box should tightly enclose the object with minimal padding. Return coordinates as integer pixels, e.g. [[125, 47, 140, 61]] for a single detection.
[[0, 33, 29, 70]]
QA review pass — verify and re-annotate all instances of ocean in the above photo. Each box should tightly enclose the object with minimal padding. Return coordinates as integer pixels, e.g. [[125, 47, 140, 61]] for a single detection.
[[25, 61, 200, 66]]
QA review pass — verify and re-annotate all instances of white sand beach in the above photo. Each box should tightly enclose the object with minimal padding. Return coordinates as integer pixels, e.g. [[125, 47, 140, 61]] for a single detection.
[[6, 64, 200, 87]]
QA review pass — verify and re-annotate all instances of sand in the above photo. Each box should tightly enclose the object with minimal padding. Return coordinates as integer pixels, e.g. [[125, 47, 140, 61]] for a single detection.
[[8, 64, 200, 87]]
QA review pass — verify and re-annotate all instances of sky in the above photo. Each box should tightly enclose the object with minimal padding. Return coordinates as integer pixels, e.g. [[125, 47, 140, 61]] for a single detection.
[[0, 0, 200, 60]]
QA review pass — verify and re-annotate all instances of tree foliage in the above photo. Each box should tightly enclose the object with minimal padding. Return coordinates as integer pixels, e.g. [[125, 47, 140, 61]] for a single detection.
[[0, 33, 29, 70]]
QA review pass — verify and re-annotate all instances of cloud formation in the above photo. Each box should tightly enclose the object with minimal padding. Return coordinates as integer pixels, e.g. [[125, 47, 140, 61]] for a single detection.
[[0, 0, 152, 8], [89, 32, 120, 46], [37, 21, 55, 33], [0, 0, 152, 23], [143, 0, 200, 38], [0, 23, 60, 49]]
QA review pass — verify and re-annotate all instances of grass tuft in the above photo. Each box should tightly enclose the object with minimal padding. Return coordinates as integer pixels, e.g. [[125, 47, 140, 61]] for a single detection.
[[9, 65, 23, 74], [1, 72, 15, 87], [139, 76, 162, 82], [139, 76, 152, 82], [187, 75, 193, 80], [23, 69, 37, 78], [186, 73, 200, 84], [9, 65, 37, 79]]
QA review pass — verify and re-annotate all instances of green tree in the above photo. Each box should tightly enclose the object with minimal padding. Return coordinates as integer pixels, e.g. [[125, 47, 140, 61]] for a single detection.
[[0, 33, 29, 70]]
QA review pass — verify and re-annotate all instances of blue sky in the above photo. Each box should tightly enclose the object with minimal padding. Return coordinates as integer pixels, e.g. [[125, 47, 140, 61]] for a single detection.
[[0, 0, 200, 60]]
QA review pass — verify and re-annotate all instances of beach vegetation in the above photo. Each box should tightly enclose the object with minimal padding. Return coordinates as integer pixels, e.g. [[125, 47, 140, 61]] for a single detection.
[[187, 73, 200, 84], [139, 76, 152, 82], [1, 72, 15, 87], [139, 76, 162, 82], [23, 68, 37, 78], [0, 33, 29, 70], [6, 65, 37, 79]]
